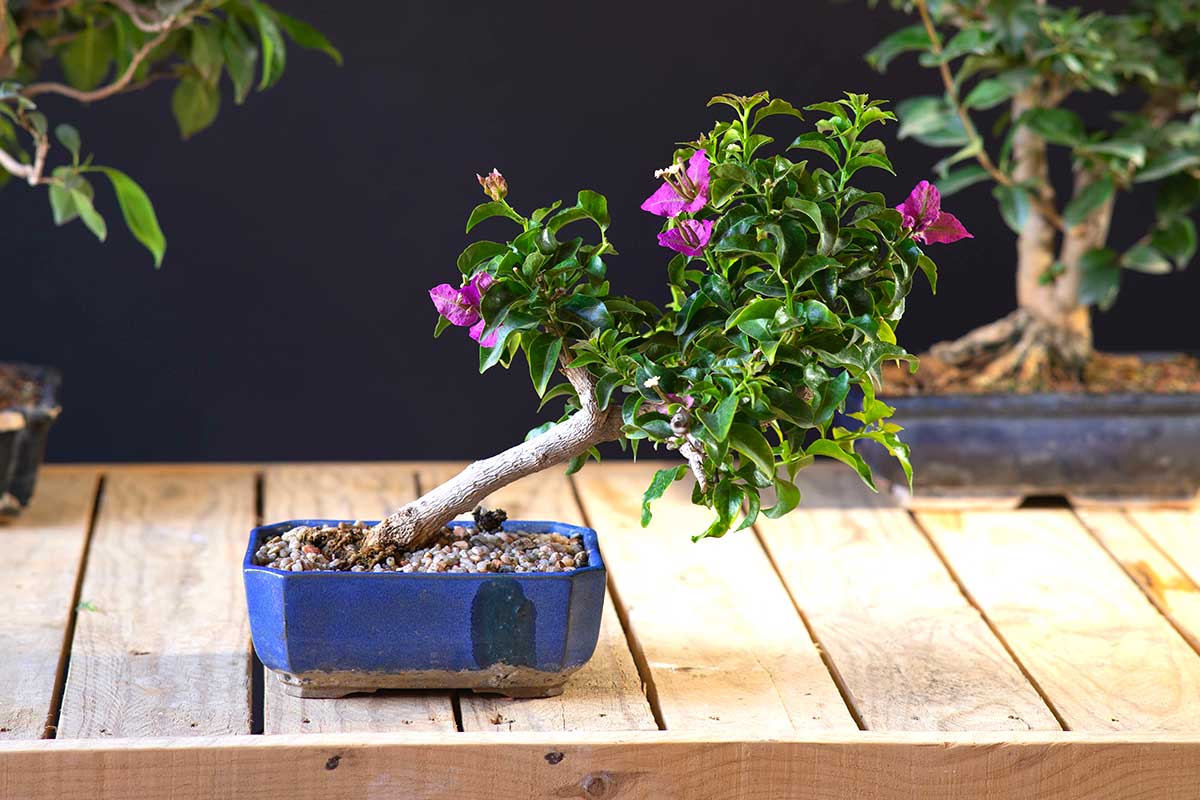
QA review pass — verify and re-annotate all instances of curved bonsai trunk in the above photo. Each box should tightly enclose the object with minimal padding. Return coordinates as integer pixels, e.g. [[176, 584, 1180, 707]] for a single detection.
[[365, 360, 623, 551], [930, 88, 1112, 390]]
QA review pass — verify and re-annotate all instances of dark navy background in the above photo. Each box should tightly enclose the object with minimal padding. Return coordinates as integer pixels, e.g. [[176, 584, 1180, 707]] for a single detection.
[[4, 0, 1197, 461]]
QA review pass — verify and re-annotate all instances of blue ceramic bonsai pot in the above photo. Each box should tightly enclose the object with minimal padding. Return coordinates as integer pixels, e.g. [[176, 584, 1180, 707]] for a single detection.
[[244, 518, 607, 699]]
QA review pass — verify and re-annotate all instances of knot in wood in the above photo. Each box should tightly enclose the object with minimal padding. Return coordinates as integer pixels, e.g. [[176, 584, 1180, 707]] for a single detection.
[[580, 772, 614, 798]]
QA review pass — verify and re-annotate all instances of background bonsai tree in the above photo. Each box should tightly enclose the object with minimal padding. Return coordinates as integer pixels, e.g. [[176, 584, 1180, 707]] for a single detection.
[[865, 0, 1200, 389], [0, 0, 338, 265], [366, 92, 970, 550]]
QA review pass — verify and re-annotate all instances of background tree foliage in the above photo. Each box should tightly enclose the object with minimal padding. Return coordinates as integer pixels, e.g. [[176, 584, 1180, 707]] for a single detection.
[[865, 0, 1200, 385], [0, 0, 338, 265]]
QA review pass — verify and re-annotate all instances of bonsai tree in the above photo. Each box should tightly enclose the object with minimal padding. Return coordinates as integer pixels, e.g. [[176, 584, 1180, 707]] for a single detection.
[[0, 0, 338, 265], [365, 92, 970, 550], [865, 0, 1200, 389]]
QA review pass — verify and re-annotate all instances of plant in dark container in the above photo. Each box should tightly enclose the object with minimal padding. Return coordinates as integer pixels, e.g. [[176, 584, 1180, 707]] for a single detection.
[[244, 91, 968, 698], [0, 0, 338, 518], [861, 0, 1200, 506]]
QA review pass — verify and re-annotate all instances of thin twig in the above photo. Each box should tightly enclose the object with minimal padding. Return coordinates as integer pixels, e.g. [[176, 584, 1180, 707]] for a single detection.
[[915, 0, 1065, 231], [21, 23, 174, 101], [102, 0, 175, 33], [0, 131, 50, 186]]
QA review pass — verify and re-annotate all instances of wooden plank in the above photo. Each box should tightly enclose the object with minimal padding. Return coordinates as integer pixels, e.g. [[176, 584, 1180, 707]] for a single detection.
[[756, 466, 1057, 731], [1, 470, 99, 739], [918, 509, 1200, 731], [1076, 509, 1200, 655], [1127, 508, 1200, 590], [57, 469, 256, 739], [261, 464, 456, 734], [416, 463, 657, 732], [3, 731, 1200, 800], [573, 461, 855, 733]]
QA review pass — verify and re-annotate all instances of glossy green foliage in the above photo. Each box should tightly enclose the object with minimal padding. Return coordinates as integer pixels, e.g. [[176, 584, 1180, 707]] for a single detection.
[[450, 93, 936, 540], [0, 0, 339, 265], [866, 0, 1200, 309]]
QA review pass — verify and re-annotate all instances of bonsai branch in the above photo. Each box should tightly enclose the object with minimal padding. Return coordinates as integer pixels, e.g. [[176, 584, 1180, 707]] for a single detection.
[[0, 129, 49, 185], [364, 354, 623, 551], [915, 0, 1065, 232], [102, 0, 178, 32], [21, 21, 177, 102]]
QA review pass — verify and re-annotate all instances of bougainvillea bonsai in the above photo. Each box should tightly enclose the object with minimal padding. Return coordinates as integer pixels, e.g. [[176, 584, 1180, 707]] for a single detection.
[[865, 0, 1200, 390], [361, 91, 969, 550], [0, 0, 338, 265]]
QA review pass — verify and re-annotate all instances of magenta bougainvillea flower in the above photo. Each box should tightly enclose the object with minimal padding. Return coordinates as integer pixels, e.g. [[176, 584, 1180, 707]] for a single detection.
[[429, 272, 498, 347], [657, 219, 714, 256], [896, 181, 972, 245], [641, 150, 711, 218]]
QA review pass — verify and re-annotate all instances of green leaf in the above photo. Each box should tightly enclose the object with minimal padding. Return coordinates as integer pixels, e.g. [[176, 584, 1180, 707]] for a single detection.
[[843, 152, 895, 178], [1121, 244, 1172, 275], [699, 393, 738, 443], [171, 77, 220, 139], [641, 465, 687, 526], [728, 422, 774, 478], [762, 477, 801, 519], [70, 188, 107, 241], [866, 24, 930, 71], [190, 24, 224, 83], [807, 439, 876, 491], [560, 295, 613, 332], [1151, 218, 1197, 268], [787, 131, 839, 165], [1019, 108, 1085, 147], [993, 184, 1030, 234], [274, 10, 342, 65], [752, 97, 803, 126], [465, 201, 523, 233], [1136, 152, 1200, 184], [525, 333, 562, 398], [250, 0, 287, 90], [1078, 248, 1120, 310], [1081, 140, 1146, 168], [456, 240, 507, 274], [222, 18, 258, 104], [59, 23, 114, 91], [936, 164, 990, 197], [963, 78, 1017, 110], [49, 172, 92, 226], [1063, 178, 1114, 228], [55, 124, 81, 163], [725, 298, 783, 332], [96, 167, 167, 267], [814, 370, 850, 430], [799, 299, 842, 330]]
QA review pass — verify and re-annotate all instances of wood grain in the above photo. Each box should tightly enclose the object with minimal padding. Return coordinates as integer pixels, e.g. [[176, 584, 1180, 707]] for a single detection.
[[919, 509, 1200, 731], [261, 463, 456, 734], [573, 461, 855, 733], [416, 463, 657, 733], [0, 470, 99, 739], [1127, 508, 1200, 590], [56, 469, 256, 738], [3, 730, 1200, 800], [757, 466, 1057, 731], [1076, 509, 1200, 655]]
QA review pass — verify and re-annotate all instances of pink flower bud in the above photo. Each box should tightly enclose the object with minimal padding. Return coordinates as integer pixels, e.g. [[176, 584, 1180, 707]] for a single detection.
[[477, 169, 507, 202]]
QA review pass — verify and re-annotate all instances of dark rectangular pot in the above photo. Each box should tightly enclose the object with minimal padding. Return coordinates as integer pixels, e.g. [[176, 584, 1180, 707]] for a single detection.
[[860, 391, 1200, 508], [244, 518, 607, 699], [0, 363, 61, 520]]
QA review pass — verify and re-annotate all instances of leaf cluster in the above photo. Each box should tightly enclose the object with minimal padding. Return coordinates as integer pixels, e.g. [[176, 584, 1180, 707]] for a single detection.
[[453, 93, 939, 540]]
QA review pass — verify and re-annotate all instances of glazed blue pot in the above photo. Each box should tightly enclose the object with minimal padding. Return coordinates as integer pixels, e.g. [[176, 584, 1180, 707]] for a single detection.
[[244, 518, 607, 698]]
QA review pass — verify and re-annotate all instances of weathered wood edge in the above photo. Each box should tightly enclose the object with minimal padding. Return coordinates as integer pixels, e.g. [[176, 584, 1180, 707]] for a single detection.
[[3, 731, 1199, 800]]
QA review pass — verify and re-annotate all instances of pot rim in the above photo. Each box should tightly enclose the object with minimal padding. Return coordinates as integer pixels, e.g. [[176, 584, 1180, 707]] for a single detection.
[[244, 518, 605, 580]]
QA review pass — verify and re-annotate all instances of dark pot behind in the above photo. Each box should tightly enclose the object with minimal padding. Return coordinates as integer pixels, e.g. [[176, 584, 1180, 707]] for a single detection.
[[0, 363, 61, 520], [860, 391, 1200, 507]]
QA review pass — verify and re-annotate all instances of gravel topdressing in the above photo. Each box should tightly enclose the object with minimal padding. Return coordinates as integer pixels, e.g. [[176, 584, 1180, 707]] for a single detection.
[[253, 521, 589, 574]]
